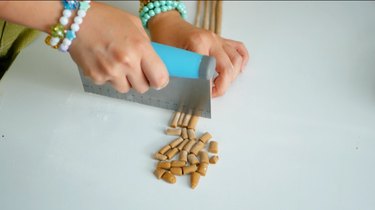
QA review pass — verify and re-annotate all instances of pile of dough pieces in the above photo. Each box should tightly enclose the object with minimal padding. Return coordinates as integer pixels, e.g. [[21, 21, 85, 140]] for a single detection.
[[153, 111, 219, 189]]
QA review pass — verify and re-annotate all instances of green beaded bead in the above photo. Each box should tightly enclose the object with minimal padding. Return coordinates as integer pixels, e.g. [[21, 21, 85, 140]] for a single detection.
[[144, 13, 151, 20], [147, 2, 154, 9], [142, 6, 149, 13], [161, 6, 168, 12], [142, 18, 147, 26], [154, 7, 161, 14], [148, 10, 155, 17], [154, 1, 160, 8], [51, 24, 65, 39]]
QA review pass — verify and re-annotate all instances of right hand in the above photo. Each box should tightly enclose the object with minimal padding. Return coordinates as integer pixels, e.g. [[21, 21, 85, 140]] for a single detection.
[[69, 2, 169, 93]]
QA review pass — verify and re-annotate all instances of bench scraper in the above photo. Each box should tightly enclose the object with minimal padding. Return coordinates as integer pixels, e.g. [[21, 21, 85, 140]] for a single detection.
[[78, 42, 216, 118]]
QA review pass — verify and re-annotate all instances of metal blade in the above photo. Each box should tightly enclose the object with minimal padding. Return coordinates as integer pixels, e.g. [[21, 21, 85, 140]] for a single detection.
[[79, 70, 212, 118]]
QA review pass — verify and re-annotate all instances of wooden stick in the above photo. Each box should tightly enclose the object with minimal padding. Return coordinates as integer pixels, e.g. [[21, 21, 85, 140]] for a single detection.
[[209, 0, 217, 32], [194, 0, 202, 27], [203, 0, 210, 30], [215, 0, 223, 35]]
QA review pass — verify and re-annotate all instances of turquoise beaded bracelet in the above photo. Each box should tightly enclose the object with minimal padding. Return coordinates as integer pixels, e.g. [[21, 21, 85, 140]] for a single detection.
[[139, 0, 187, 28]]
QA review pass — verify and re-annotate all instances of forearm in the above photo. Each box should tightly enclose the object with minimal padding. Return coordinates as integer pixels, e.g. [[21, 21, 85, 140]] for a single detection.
[[0, 1, 62, 33]]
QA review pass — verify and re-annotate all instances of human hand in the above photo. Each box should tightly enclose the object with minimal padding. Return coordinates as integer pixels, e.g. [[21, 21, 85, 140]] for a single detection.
[[148, 11, 249, 97], [69, 2, 169, 93]]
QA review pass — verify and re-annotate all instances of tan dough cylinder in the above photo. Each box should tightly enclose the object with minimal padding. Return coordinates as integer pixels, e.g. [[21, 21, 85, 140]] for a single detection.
[[187, 128, 196, 140], [183, 140, 196, 152], [177, 112, 185, 127], [165, 148, 179, 159], [157, 161, 171, 169], [188, 115, 199, 129], [199, 132, 212, 144], [197, 163, 209, 176], [169, 137, 184, 148], [183, 165, 198, 175], [191, 172, 201, 189], [188, 154, 199, 165], [208, 141, 218, 153], [162, 171, 176, 184], [165, 127, 182, 136], [170, 167, 183, 176], [182, 110, 192, 127], [158, 145, 171, 155], [171, 160, 186, 168], [177, 139, 190, 151], [179, 150, 188, 163], [154, 168, 167, 179], [199, 151, 209, 164], [190, 141, 205, 155], [181, 128, 188, 139], [209, 155, 219, 164], [153, 153, 167, 161], [170, 111, 181, 128]]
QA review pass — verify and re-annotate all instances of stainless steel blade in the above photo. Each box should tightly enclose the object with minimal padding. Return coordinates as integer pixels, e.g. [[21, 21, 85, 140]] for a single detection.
[[78, 70, 212, 118]]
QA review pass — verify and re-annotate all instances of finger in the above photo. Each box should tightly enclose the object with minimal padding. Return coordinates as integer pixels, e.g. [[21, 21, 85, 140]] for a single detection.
[[80, 46, 120, 86], [210, 47, 234, 97], [141, 44, 169, 90], [224, 39, 249, 71], [213, 74, 227, 98], [223, 43, 243, 81], [108, 42, 148, 92], [127, 68, 150, 94], [85, 69, 107, 85], [109, 74, 131, 93], [185, 42, 210, 56], [75, 51, 110, 85], [112, 44, 150, 93], [85, 65, 110, 86]]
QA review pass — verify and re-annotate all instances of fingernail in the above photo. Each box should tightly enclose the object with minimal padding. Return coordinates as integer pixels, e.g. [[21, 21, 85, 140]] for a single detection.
[[154, 79, 169, 90]]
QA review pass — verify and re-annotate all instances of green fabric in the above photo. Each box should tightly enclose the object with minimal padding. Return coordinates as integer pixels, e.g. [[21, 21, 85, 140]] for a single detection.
[[0, 20, 40, 79]]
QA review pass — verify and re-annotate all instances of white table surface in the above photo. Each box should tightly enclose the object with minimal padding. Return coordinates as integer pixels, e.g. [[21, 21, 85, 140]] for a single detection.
[[1, 1, 375, 210]]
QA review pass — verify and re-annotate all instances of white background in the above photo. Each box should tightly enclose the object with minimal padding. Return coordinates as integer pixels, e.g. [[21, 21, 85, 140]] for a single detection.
[[1, 1, 375, 210]]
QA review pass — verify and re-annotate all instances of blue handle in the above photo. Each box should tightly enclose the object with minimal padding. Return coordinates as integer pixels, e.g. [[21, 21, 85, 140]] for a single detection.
[[151, 42, 215, 80]]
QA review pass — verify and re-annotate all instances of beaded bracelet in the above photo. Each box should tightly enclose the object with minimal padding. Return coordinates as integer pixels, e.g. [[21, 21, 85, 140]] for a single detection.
[[45, 0, 79, 48], [45, 0, 91, 52], [139, 0, 187, 28], [59, 0, 91, 52]]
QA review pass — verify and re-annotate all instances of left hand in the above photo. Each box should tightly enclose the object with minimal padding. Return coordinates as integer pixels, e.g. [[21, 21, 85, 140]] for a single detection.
[[148, 11, 249, 97]]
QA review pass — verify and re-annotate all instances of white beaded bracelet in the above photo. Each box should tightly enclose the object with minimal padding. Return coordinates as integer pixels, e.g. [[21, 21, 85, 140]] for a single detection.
[[59, 0, 91, 52], [49, 8, 73, 47]]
